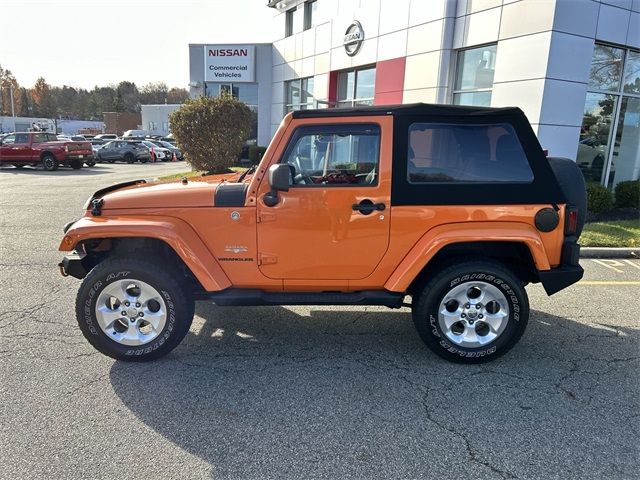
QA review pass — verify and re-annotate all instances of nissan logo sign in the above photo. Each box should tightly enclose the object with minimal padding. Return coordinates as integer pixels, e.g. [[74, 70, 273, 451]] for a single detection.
[[343, 21, 364, 56]]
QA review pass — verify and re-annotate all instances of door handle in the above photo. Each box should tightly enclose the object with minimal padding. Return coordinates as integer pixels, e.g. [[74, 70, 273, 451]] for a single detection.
[[352, 199, 385, 215]]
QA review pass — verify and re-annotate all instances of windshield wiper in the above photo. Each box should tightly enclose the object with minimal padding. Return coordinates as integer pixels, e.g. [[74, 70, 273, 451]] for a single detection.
[[237, 165, 257, 183]]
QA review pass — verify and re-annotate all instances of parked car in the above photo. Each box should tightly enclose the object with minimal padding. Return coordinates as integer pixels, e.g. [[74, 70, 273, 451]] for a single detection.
[[94, 134, 117, 141], [157, 140, 184, 160], [59, 103, 586, 364], [122, 129, 148, 139], [141, 140, 172, 162], [95, 140, 150, 164], [0, 131, 92, 170]]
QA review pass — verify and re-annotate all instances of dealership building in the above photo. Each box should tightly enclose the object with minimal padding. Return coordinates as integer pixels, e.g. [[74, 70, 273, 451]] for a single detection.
[[189, 0, 640, 187]]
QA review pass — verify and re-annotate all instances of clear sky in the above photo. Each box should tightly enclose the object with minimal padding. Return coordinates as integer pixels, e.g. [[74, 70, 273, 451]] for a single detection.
[[0, 0, 276, 90]]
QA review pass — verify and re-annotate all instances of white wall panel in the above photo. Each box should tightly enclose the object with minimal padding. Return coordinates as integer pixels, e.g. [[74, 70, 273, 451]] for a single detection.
[[378, 30, 408, 61], [493, 32, 552, 83], [379, 0, 410, 35], [409, 0, 448, 25], [491, 78, 545, 124], [404, 51, 441, 90], [464, 7, 501, 46], [407, 20, 444, 56], [499, 0, 555, 40], [315, 22, 332, 54]]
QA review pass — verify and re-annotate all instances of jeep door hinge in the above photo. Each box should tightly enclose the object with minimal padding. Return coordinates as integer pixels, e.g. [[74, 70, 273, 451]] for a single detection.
[[258, 253, 277, 265], [257, 211, 276, 223]]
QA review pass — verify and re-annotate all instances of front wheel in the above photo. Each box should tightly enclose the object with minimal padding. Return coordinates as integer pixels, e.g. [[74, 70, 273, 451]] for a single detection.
[[412, 260, 529, 364], [75, 257, 195, 361]]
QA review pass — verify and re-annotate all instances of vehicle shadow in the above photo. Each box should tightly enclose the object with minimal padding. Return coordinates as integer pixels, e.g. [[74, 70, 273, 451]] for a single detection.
[[0, 164, 113, 176], [109, 305, 639, 478]]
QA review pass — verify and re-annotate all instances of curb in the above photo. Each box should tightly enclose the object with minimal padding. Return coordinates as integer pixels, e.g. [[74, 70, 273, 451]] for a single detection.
[[580, 247, 639, 259]]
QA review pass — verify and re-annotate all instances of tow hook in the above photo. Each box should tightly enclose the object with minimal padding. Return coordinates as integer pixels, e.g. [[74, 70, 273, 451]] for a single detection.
[[58, 262, 69, 277]]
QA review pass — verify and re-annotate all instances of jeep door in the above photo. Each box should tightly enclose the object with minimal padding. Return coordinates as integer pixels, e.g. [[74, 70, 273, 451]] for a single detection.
[[256, 117, 393, 281]]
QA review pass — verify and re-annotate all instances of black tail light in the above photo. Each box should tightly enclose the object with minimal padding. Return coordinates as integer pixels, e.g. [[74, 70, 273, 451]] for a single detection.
[[565, 205, 578, 235]]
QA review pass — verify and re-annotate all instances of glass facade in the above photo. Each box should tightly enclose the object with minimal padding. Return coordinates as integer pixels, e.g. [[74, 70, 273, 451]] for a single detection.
[[578, 43, 640, 188], [337, 66, 376, 107], [453, 44, 497, 107]]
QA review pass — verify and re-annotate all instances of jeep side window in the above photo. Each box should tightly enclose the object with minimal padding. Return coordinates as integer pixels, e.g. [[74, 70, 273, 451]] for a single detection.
[[2, 134, 15, 144], [34, 133, 47, 143], [283, 125, 380, 186], [407, 123, 534, 183]]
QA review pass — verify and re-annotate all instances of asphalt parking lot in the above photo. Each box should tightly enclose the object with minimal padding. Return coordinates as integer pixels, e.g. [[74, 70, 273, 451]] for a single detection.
[[0, 162, 638, 479]]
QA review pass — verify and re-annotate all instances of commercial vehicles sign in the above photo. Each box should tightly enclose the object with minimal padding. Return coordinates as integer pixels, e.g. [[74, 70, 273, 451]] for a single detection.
[[204, 45, 255, 83]]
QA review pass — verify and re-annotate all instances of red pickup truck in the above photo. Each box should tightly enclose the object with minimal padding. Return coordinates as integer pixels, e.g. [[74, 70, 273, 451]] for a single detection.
[[0, 132, 93, 170]]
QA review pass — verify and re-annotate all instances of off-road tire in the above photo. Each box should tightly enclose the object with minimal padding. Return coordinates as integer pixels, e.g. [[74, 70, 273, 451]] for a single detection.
[[70, 159, 83, 169], [75, 257, 195, 361], [42, 154, 59, 171], [13, 164, 25, 169], [124, 153, 135, 164], [412, 259, 529, 364]]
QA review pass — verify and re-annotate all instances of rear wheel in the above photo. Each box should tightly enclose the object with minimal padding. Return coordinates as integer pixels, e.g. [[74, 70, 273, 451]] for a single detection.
[[76, 257, 195, 361], [124, 153, 135, 164], [70, 159, 83, 169], [412, 259, 529, 363], [42, 154, 59, 171]]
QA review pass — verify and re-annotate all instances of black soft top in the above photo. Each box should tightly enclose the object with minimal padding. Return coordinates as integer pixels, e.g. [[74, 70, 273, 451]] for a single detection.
[[291, 103, 524, 119]]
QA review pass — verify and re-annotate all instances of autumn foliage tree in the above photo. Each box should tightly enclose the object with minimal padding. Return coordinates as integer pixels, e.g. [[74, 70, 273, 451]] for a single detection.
[[169, 94, 253, 174]]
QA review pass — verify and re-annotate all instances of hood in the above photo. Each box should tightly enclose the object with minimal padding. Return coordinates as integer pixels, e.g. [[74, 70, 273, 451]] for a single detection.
[[94, 172, 245, 210]]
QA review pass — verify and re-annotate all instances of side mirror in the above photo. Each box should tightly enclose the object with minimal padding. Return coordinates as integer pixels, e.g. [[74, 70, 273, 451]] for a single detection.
[[264, 163, 293, 207]]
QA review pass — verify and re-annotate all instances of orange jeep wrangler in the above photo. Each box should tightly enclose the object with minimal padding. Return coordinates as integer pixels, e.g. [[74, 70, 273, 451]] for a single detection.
[[59, 104, 586, 363]]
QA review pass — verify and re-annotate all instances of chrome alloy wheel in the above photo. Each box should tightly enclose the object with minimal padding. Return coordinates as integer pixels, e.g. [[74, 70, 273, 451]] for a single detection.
[[438, 281, 510, 348], [95, 279, 167, 346]]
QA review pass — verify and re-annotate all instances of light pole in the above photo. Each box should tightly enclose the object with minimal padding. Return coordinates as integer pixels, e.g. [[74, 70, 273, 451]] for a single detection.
[[9, 85, 16, 132]]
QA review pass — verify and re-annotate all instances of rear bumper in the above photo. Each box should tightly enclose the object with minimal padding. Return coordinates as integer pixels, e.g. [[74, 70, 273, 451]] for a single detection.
[[538, 265, 584, 295], [65, 153, 94, 161], [538, 241, 583, 295]]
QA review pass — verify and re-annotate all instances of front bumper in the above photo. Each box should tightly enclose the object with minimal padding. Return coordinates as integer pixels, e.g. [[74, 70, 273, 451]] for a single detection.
[[58, 251, 89, 279]]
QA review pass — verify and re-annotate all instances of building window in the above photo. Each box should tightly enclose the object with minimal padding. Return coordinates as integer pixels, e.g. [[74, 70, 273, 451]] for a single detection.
[[453, 44, 497, 107], [162, 122, 169, 132], [303, 0, 317, 30], [337, 66, 376, 108], [285, 7, 295, 37], [148, 121, 156, 130], [578, 43, 640, 188], [285, 77, 315, 113]]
